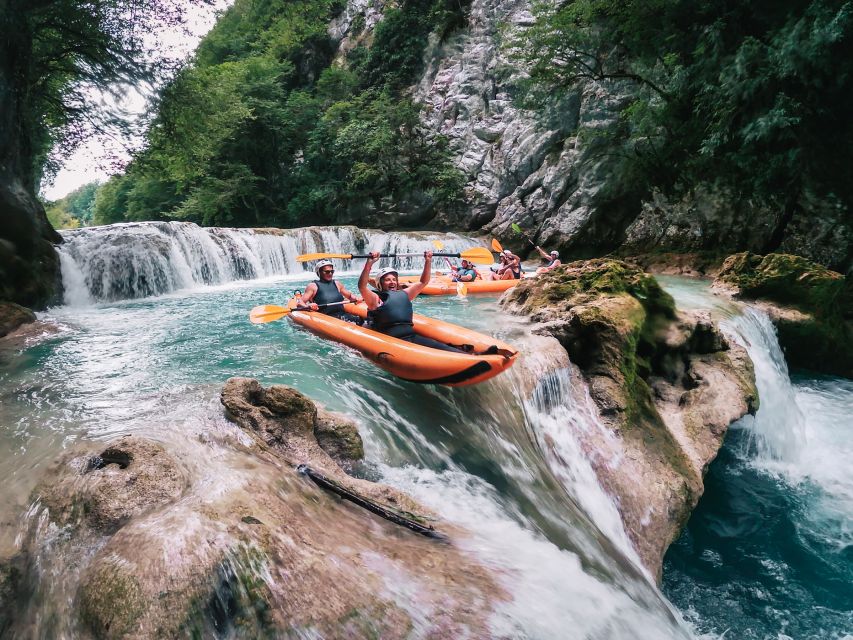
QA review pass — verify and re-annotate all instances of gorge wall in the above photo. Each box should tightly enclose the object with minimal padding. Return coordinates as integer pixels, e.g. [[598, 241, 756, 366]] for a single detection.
[[333, 0, 852, 272]]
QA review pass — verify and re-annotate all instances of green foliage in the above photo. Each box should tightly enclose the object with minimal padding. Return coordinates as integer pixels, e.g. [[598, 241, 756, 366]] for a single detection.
[[515, 0, 853, 211], [41, 182, 99, 229], [95, 0, 468, 227]]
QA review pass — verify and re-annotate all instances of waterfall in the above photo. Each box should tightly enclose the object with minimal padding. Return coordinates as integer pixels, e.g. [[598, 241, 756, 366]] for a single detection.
[[523, 364, 643, 570], [56, 222, 478, 305], [722, 307, 807, 465]]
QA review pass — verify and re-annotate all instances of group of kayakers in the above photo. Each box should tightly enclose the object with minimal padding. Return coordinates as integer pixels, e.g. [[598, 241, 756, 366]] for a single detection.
[[297, 243, 560, 350]]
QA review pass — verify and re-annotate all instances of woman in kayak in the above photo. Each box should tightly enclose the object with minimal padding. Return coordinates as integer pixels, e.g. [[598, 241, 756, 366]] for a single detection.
[[488, 249, 522, 280], [450, 258, 479, 282], [358, 250, 466, 353]]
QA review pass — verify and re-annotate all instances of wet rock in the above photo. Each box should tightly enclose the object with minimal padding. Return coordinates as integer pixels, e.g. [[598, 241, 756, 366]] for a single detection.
[[0, 301, 36, 338], [221, 377, 364, 467], [714, 252, 852, 378], [502, 259, 758, 580], [315, 408, 366, 466], [35, 436, 187, 533]]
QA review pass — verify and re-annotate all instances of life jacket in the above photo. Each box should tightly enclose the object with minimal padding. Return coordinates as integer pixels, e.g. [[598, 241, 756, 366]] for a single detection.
[[313, 279, 345, 315], [368, 290, 414, 335], [457, 267, 478, 281]]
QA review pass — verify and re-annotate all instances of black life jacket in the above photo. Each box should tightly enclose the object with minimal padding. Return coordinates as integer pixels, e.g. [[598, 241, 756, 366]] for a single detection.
[[369, 290, 414, 333], [313, 279, 345, 315]]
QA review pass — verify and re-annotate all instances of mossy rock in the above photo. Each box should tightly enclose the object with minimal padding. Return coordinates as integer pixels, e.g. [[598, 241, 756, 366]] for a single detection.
[[0, 301, 36, 338], [78, 562, 147, 638], [717, 252, 853, 377], [506, 258, 676, 320], [717, 252, 851, 320]]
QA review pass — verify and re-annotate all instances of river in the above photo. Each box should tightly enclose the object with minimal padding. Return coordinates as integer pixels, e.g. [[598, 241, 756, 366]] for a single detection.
[[0, 223, 850, 638]]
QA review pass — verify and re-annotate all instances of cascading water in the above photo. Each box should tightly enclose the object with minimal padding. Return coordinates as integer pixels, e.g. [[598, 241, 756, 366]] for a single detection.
[[659, 276, 853, 639], [57, 221, 478, 304]]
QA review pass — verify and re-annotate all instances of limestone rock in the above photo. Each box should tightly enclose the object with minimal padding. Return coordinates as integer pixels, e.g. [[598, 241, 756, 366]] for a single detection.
[[6, 383, 502, 638], [714, 252, 852, 377], [0, 301, 36, 338], [502, 259, 758, 580], [35, 436, 187, 533]]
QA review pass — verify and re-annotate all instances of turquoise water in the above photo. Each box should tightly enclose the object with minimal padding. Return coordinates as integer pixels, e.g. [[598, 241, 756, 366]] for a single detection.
[[659, 277, 853, 640]]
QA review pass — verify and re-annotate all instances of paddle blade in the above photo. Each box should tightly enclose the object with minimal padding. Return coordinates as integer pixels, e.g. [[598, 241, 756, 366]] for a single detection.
[[511, 223, 523, 234], [295, 252, 353, 263], [250, 304, 292, 324], [459, 246, 495, 265], [456, 282, 468, 297], [491, 238, 503, 253], [432, 239, 445, 250]]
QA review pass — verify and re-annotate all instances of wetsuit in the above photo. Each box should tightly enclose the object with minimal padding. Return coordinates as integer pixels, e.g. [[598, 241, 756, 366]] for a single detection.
[[369, 290, 463, 353], [312, 279, 361, 324]]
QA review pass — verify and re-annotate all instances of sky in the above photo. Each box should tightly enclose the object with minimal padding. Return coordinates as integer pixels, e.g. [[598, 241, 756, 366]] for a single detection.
[[40, 1, 231, 201]]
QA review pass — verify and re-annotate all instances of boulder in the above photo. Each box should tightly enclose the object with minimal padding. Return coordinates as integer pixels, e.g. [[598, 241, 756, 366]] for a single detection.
[[35, 436, 187, 534], [0, 301, 36, 338], [714, 252, 853, 378], [502, 259, 758, 580]]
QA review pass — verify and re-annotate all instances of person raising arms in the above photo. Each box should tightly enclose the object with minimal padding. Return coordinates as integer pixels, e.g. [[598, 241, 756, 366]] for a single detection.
[[358, 250, 465, 353], [489, 249, 521, 280], [299, 259, 362, 322], [534, 246, 562, 273]]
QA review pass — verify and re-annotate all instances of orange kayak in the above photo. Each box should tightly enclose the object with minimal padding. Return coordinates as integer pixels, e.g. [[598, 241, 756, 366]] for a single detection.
[[285, 299, 518, 386], [394, 273, 531, 295]]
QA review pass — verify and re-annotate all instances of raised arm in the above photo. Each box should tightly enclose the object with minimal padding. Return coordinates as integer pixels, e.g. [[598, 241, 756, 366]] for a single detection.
[[359, 252, 382, 309], [404, 250, 433, 299], [534, 245, 550, 260]]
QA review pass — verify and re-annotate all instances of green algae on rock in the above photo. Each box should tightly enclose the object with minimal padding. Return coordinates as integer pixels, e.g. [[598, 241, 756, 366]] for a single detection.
[[715, 252, 852, 378]]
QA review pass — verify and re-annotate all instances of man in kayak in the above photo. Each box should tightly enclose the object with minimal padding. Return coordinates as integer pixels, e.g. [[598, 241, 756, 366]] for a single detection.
[[299, 259, 363, 323], [534, 246, 562, 273], [358, 250, 469, 353], [450, 258, 479, 282]]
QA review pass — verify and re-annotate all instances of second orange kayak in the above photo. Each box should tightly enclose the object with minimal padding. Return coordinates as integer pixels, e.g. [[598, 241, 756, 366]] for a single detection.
[[393, 273, 532, 295]]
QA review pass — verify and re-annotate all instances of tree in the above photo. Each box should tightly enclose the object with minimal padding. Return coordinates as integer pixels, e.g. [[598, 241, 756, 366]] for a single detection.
[[0, 0, 211, 306]]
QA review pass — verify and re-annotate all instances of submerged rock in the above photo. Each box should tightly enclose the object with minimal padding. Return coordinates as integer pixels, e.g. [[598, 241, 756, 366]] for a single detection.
[[502, 259, 758, 580], [36, 436, 188, 533], [714, 252, 852, 378], [6, 380, 502, 638]]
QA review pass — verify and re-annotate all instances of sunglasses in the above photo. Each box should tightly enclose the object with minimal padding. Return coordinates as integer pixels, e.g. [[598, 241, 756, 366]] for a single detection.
[[320, 269, 335, 274]]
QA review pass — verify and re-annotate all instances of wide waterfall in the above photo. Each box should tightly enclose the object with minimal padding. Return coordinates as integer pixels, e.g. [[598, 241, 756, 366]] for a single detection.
[[56, 222, 478, 304]]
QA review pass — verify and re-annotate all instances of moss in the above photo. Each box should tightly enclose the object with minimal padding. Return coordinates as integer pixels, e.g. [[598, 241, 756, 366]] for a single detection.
[[79, 564, 147, 639], [718, 252, 853, 377], [718, 252, 850, 320]]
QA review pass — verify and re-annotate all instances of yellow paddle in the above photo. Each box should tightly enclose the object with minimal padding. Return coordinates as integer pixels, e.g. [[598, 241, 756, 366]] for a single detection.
[[249, 301, 348, 324], [491, 238, 503, 253], [456, 282, 468, 297], [296, 246, 495, 265]]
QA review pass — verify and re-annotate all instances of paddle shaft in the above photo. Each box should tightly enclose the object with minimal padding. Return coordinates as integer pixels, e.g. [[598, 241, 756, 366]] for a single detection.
[[349, 252, 472, 259]]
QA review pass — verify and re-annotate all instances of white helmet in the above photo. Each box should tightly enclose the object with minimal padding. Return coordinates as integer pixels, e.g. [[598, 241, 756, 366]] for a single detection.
[[502, 249, 512, 256], [375, 266, 399, 289], [315, 259, 334, 276], [550, 250, 559, 257]]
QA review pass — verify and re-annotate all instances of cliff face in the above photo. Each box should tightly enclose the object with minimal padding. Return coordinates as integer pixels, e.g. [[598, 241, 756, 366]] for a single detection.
[[0, 13, 62, 309], [334, 0, 851, 272]]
